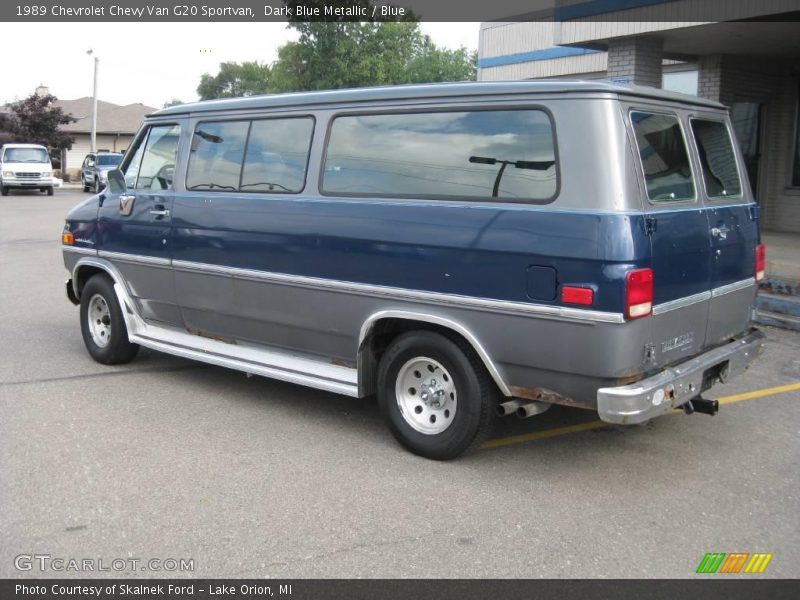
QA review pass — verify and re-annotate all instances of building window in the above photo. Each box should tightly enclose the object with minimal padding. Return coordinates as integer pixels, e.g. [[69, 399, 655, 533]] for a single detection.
[[662, 70, 698, 96]]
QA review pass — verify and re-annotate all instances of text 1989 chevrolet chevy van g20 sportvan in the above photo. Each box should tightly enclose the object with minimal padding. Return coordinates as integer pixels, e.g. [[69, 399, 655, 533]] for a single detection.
[[61, 81, 765, 459]]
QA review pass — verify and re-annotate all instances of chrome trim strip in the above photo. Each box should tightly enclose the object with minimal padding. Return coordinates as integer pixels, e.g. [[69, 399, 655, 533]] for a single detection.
[[359, 310, 513, 397], [98, 250, 171, 267], [652, 290, 711, 315], [712, 278, 756, 298], [172, 259, 624, 324], [652, 278, 756, 315], [62, 245, 97, 256]]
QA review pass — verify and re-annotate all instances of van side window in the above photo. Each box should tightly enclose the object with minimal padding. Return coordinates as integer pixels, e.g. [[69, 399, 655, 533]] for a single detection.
[[690, 119, 742, 198], [322, 110, 558, 202], [124, 124, 180, 190], [241, 118, 314, 193], [187, 121, 249, 191], [631, 112, 695, 202]]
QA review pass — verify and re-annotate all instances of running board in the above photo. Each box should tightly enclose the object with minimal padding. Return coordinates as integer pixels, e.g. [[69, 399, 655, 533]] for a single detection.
[[113, 284, 358, 397]]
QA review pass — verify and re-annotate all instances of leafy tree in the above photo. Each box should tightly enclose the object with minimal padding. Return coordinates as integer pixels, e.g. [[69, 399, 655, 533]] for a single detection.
[[197, 61, 272, 100], [163, 98, 185, 108], [198, 1, 476, 99], [0, 93, 75, 150]]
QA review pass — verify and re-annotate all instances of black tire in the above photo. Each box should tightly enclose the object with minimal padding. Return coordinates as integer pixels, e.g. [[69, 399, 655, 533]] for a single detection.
[[93, 178, 100, 194], [79, 274, 139, 365], [1, 186, 8, 196], [377, 331, 496, 460], [46, 186, 54, 196], [82, 176, 90, 192]]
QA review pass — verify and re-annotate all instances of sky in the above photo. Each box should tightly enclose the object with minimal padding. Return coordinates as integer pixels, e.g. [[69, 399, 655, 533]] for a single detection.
[[2, 22, 479, 109]]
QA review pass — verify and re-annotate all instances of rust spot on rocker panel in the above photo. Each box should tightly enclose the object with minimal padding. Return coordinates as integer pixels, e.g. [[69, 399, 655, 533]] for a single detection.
[[186, 327, 239, 345], [509, 386, 590, 409]]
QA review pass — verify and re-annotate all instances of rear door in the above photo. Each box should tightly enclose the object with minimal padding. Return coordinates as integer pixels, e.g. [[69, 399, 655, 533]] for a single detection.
[[689, 115, 759, 346], [629, 109, 712, 368]]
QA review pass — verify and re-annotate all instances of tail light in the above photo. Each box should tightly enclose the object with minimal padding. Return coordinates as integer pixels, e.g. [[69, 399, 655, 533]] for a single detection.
[[755, 243, 765, 282], [625, 268, 653, 319]]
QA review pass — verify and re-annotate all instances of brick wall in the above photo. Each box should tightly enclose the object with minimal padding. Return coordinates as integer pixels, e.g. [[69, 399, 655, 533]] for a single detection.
[[607, 36, 664, 88]]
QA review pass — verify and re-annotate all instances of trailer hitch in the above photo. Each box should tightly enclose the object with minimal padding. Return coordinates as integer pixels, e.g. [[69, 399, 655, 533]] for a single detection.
[[681, 396, 719, 416]]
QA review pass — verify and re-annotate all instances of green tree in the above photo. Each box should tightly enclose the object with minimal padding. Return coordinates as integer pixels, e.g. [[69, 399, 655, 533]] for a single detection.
[[198, 1, 476, 99], [0, 93, 75, 150], [163, 98, 185, 108], [196, 61, 272, 100]]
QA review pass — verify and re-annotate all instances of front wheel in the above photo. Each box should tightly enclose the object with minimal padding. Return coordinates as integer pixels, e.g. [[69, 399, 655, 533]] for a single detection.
[[377, 331, 496, 460], [82, 176, 90, 192], [79, 274, 139, 364], [1, 186, 8, 196]]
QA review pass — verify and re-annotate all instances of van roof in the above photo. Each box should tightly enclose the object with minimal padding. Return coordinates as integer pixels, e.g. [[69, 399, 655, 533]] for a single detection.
[[154, 80, 725, 117]]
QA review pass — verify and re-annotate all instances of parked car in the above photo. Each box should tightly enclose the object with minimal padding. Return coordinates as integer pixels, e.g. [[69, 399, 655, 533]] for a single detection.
[[80, 151, 123, 193], [0, 143, 55, 196], [60, 81, 765, 459]]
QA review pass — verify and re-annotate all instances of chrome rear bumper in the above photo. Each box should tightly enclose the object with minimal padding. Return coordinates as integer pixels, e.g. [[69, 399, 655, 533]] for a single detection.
[[597, 328, 766, 424]]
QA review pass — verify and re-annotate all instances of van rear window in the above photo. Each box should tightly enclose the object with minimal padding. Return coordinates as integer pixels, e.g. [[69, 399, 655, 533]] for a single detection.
[[186, 117, 314, 193], [690, 119, 742, 198], [631, 112, 695, 202], [322, 109, 558, 202]]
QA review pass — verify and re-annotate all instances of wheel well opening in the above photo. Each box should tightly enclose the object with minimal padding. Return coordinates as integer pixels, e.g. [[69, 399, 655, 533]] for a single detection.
[[74, 266, 108, 299], [359, 317, 501, 398]]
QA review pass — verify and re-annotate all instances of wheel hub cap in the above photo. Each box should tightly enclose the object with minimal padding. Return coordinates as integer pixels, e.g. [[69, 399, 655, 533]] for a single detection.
[[87, 293, 112, 348], [395, 357, 457, 435]]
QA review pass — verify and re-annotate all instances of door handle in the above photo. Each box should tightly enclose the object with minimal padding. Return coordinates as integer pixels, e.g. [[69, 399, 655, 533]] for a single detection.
[[150, 206, 170, 218], [711, 225, 729, 240]]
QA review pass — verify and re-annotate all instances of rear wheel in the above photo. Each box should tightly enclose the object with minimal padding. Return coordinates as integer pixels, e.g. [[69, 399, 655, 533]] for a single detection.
[[377, 331, 496, 460], [79, 274, 139, 364]]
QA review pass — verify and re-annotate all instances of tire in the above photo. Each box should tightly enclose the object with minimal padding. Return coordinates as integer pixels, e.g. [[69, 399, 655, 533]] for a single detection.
[[1, 186, 8, 196], [46, 186, 54, 196], [79, 274, 139, 365], [377, 331, 496, 460], [94, 178, 101, 194], [82, 176, 90, 193]]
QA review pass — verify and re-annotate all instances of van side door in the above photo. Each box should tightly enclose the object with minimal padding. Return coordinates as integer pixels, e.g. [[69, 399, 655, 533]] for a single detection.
[[97, 122, 183, 326], [689, 116, 759, 345], [628, 109, 712, 368]]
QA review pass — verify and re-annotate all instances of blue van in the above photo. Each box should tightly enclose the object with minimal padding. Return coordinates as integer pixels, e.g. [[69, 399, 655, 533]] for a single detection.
[[61, 82, 765, 459]]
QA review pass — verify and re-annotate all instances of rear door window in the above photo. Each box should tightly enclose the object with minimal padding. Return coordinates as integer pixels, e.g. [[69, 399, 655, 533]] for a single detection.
[[240, 118, 314, 193], [631, 112, 695, 202], [690, 119, 742, 198]]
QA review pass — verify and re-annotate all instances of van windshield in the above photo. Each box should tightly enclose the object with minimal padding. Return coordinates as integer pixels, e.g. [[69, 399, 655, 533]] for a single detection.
[[96, 154, 122, 167], [3, 147, 50, 163]]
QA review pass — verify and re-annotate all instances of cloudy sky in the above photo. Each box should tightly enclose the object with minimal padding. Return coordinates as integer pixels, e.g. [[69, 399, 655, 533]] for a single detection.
[[3, 22, 479, 109]]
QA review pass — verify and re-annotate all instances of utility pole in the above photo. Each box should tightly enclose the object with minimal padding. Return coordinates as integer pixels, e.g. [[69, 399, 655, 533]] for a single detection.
[[87, 49, 98, 153]]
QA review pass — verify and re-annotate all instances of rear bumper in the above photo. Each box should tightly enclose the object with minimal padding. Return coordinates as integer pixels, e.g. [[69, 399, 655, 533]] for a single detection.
[[597, 328, 766, 424]]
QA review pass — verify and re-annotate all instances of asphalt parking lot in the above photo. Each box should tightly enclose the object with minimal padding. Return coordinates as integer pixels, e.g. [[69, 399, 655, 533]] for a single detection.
[[1, 189, 798, 579]]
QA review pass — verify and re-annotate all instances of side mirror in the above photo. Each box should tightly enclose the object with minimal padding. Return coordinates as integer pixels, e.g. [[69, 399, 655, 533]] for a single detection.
[[87, 160, 95, 167], [106, 169, 126, 194]]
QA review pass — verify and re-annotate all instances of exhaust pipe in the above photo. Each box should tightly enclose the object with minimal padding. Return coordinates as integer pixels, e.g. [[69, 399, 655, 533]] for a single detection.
[[497, 400, 521, 417], [516, 401, 551, 419]]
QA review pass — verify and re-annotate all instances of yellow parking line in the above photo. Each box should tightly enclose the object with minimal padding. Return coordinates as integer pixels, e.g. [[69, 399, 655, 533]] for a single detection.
[[481, 381, 800, 451]]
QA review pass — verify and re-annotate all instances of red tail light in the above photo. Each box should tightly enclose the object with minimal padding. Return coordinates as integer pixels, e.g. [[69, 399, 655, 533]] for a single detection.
[[755, 243, 765, 282], [625, 268, 653, 319]]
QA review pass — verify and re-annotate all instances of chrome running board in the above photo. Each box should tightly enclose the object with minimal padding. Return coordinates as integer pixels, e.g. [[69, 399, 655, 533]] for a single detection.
[[113, 283, 358, 397]]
